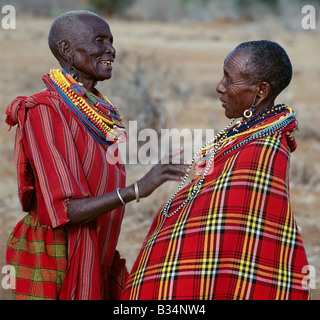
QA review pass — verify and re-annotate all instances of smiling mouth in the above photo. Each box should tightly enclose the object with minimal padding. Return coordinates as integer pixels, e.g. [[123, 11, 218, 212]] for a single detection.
[[100, 60, 113, 66]]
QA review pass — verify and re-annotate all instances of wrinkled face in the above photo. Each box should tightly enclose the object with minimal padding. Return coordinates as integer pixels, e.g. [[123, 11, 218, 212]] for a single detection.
[[216, 50, 257, 119], [70, 15, 116, 84]]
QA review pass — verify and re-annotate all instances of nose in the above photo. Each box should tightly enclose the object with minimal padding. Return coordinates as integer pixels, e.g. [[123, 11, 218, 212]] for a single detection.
[[216, 78, 225, 94], [105, 43, 116, 57]]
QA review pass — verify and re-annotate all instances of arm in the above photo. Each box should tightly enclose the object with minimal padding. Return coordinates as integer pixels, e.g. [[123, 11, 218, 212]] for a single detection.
[[67, 157, 190, 225], [25, 101, 188, 226]]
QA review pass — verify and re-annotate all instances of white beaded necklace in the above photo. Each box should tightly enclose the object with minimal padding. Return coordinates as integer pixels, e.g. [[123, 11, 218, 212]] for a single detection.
[[162, 118, 236, 218]]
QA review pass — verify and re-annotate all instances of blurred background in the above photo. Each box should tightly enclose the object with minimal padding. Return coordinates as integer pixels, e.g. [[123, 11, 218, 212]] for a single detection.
[[0, 0, 319, 300]]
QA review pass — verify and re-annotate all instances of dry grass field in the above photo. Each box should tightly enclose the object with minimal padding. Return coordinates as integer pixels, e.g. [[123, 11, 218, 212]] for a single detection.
[[0, 15, 319, 300]]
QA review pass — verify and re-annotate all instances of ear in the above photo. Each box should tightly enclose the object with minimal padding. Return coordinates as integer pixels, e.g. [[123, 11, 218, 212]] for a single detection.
[[256, 82, 271, 100], [58, 40, 74, 66], [252, 81, 272, 106]]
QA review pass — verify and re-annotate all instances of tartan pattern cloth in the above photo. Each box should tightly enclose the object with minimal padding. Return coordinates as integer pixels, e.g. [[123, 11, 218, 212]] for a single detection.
[[123, 116, 310, 300], [6, 74, 128, 299], [6, 213, 67, 300]]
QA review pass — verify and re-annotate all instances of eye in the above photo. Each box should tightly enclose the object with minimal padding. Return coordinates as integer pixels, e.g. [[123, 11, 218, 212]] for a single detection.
[[222, 74, 231, 86], [95, 37, 104, 43], [223, 70, 231, 85]]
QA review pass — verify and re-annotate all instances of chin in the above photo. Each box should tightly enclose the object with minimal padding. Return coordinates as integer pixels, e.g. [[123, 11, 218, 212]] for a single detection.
[[98, 73, 112, 82], [104, 72, 113, 80], [224, 110, 233, 119]]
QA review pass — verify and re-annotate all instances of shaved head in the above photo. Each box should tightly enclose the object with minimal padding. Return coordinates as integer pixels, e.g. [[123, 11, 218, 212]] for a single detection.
[[48, 10, 103, 62], [47, 10, 115, 91], [233, 40, 292, 97]]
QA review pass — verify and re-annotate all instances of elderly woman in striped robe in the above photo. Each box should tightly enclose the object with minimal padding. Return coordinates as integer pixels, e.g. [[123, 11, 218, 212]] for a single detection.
[[5, 10, 188, 300]]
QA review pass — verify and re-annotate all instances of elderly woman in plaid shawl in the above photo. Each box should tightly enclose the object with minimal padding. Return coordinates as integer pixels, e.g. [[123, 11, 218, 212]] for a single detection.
[[123, 40, 310, 300]]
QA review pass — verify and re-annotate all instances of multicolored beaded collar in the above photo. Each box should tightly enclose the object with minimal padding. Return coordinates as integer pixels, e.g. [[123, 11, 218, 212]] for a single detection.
[[162, 104, 297, 218], [46, 69, 126, 145]]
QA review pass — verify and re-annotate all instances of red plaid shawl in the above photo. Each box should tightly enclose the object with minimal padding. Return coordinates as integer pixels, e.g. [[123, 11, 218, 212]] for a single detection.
[[123, 112, 310, 300], [6, 79, 128, 300]]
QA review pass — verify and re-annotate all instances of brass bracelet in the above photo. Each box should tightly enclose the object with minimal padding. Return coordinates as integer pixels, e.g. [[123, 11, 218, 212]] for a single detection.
[[134, 181, 140, 203]]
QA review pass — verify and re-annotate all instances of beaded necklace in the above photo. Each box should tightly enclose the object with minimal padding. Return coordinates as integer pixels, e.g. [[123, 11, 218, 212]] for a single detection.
[[162, 104, 296, 218], [203, 105, 293, 153], [48, 69, 126, 145], [162, 119, 236, 218]]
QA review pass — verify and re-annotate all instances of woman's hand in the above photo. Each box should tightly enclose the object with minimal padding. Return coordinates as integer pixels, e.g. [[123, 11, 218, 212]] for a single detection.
[[67, 149, 190, 224], [136, 149, 190, 198]]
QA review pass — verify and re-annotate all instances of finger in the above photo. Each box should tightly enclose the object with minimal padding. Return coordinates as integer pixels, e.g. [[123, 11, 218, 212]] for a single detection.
[[162, 173, 187, 182], [169, 147, 184, 158], [162, 164, 190, 175], [179, 161, 192, 166], [161, 147, 184, 164]]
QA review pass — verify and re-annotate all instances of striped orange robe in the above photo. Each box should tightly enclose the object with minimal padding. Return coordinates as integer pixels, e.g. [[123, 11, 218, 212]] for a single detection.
[[6, 78, 127, 299]]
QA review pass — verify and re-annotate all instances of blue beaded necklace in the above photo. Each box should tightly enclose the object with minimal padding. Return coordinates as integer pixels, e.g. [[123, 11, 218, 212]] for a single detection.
[[218, 111, 295, 159], [226, 104, 288, 139]]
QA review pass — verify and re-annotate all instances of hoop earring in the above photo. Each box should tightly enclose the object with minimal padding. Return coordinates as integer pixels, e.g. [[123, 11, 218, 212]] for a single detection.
[[243, 109, 252, 118], [243, 105, 255, 119]]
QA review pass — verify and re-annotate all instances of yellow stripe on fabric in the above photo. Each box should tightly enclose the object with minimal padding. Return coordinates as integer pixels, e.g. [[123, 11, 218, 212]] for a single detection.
[[158, 199, 193, 299], [235, 138, 277, 299], [200, 185, 216, 299], [200, 230, 214, 299], [129, 213, 167, 299], [276, 202, 296, 300], [199, 156, 236, 299]]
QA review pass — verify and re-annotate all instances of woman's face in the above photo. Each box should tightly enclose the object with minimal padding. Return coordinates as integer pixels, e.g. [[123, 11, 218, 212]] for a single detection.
[[70, 15, 116, 88], [216, 50, 257, 119]]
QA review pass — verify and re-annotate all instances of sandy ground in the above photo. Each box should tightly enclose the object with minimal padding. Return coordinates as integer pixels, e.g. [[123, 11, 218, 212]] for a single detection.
[[0, 16, 319, 300]]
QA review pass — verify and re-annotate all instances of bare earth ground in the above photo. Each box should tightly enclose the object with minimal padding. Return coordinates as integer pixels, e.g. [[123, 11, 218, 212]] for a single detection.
[[0, 16, 319, 300]]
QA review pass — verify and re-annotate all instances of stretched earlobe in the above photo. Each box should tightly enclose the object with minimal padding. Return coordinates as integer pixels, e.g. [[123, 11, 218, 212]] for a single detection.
[[68, 65, 78, 81], [57, 40, 78, 79]]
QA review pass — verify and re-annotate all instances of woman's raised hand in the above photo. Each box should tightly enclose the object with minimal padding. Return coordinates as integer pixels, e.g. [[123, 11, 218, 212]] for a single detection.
[[136, 148, 190, 198]]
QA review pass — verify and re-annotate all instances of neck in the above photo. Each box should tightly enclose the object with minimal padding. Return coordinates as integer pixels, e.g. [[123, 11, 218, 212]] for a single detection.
[[77, 75, 97, 93], [59, 63, 97, 93], [247, 98, 275, 120]]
